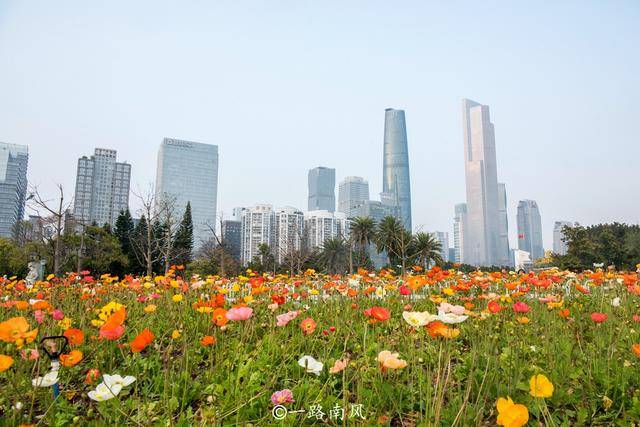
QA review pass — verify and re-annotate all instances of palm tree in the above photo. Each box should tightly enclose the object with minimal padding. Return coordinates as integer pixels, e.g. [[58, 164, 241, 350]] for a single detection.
[[411, 232, 443, 268], [320, 237, 349, 274], [350, 216, 376, 269], [375, 216, 413, 274]]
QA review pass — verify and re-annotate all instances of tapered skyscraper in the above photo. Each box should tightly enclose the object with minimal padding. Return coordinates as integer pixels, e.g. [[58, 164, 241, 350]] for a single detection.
[[517, 200, 544, 261], [462, 99, 503, 266], [383, 108, 412, 230]]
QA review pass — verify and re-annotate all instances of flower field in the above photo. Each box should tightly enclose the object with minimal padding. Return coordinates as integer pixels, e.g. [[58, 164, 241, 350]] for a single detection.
[[1, 266, 640, 426]]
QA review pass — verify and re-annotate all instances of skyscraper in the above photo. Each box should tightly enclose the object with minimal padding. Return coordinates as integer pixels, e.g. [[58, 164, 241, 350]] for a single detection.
[[517, 200, 544, 261], [497, 183, 511, 266], [553, 221, 573, 255], [461, 99, 502, 266], [435, 231, 450, 263], [73, 148, 131, 228], [0, 142, 28, 238], [383, 108, 412, 230], [239, 204, 275, 265], [274, 206, 305, 264], [453, 203, 467, 264], [308, 167, 335, 212], [221, 219, 242, 261], [338, 176, 370, 217], [155, 138, 218, 248]]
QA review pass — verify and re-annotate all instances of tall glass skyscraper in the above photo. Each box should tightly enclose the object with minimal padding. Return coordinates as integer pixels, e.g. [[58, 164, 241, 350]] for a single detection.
[[383, 108, 412, 230], [461, 99, 503, 266], [155, 138, 219, 248], [0, 142, 28, 238], [497, 183, 511, 266], [517, 200, 544, 260], [337, 176, 369, 217], [73, 148, 131, 227], [453, 203, 467, 264], [308, 167, 335, 212]]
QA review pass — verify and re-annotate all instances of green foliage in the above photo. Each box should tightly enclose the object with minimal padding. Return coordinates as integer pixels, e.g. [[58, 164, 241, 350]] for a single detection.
[[552, 223, 640, 270], [172, 202, 194, 267]]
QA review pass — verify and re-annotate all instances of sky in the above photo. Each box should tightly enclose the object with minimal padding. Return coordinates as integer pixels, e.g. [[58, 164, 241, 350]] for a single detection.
[[1, 0, 639, 250]]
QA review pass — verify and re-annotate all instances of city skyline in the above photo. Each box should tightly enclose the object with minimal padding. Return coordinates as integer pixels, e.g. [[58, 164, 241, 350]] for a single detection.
[[2, 1, 639, 251]]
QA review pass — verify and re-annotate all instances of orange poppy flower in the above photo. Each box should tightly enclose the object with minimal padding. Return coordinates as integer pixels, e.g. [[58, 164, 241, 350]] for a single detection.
[[300, 317, 317, 335], [0, 354, 14, 372], [130, 328, 155, 353], [63, 328, 85, 346], [0, 317, 38, 347], [212, 308, 228, 327], [99, 307, 126, 341], [60, 349, 83, 367], [200, 335, 216, 346], [632, 343, 640, 359]]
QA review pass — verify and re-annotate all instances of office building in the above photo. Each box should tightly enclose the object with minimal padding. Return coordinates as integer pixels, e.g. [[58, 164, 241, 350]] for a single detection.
[[155, 138, 218, 248], [553, 220, 573, 256], [308, 167, 335, 212], [435, 231, 450, 262], [337, 176, 369, 217], [497, 183, 511, 266], [382, 108, 412, 229], [517, 200, 544, 261], [461, 99, 503, 266], [0, 142, 28, 238], [453, 203, 468, 264], [221, 220, 242, 261]]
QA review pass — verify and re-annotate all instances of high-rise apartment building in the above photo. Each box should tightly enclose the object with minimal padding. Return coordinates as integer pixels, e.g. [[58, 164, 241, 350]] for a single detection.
[[274, 206, 305, 264], [155, 138, 218, 248], [337, 176, 369, 217], [517, 200, 544, 261], [73, 148, 130, 228], [453, 203, 468, 264], [461, 99, 503, 266], [308, 167, 335, 212], [0, 142, 28, 238], [497, 183, 511, 266], [239, 205, 275, 265], [304, 210, 349, 249], [221, 219, 242, 261], [553, 221, 573, 256], [435, 231, 450, 263], [382, 108, 412, 230]]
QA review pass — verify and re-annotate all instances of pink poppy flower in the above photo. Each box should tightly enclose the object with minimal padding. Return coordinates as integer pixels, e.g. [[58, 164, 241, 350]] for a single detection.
[[276, 310, 299, 327], [34, 310, 45, 324], [591, 312, 608, 323], [271, 389, 294, 405], [52, 310, 65, 321], [20, 348, 40, 360], [440, 302, 466, 315], [226, 307, 253, 321], [512, 301, 531, 313]]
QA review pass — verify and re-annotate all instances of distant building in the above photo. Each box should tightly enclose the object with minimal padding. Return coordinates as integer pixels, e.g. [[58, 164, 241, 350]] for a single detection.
[[511, 249, 533, 272], [383, 108, 412, 229], [0, 142, 29, 238], [304, 210, 349, 249], [435, 231, 450, 262], [350, 200, 399, 225], [221, 220, 242, 261], [337, 176, 369, 217], [497, 183, 511, 266], [453, 203, 468, 264], [73, 148, 131, 228], [308, 167, 335, 212], [155, 138, 218, 249], [448, 248, 456, 264], [461, 99, 505, 266], [239, 205, 275, 265], [553, 221, 573, 255], [274, 206, 305, 264], [517, 200, 544, 261]]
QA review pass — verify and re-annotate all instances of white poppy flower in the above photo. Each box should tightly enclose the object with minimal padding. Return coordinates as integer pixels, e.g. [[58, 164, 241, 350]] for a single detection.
[[437, 311, 468, 324], [402, 311, 438, 327], [298, 356, 323, 376], [88, 382, 123, 401], [102, 374, 136, 387], [32, 371, 59, 387], [612, 297, 621, 307]]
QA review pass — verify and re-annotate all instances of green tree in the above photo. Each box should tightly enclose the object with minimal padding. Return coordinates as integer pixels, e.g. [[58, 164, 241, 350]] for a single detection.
[[375, 216, 413, 274], [173, 202, 194, 267], [350, 216, 376, 269], [411, 232, 443, 268], [320, 237, 349, 274], [114, 209, 136, 272]]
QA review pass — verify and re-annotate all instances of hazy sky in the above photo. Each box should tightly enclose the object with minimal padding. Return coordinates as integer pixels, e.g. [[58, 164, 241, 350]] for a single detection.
[[1, 1, 639, 250]]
